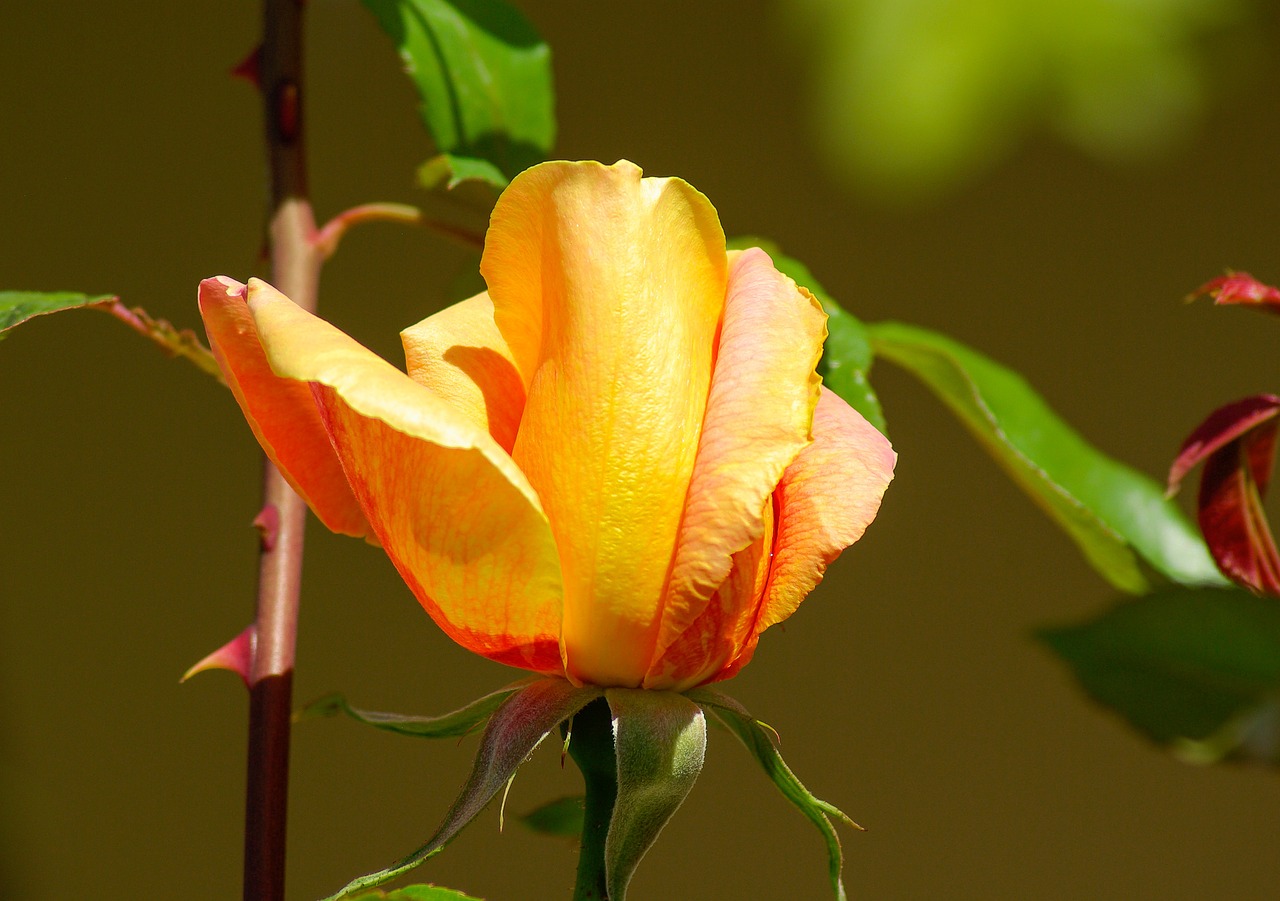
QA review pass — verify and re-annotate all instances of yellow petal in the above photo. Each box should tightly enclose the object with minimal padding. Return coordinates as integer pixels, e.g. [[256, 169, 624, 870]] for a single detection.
[[198, 276, 369, 538], [482, 160, 728, 686], [647, 248, 826, 674], [244, 279, 565, 673], [757, 387, 896, 632], [400, 292, 526, 454]]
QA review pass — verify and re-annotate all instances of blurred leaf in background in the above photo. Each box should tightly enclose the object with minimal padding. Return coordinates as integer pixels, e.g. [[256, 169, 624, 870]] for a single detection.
[[784, 0, 1254, 203]]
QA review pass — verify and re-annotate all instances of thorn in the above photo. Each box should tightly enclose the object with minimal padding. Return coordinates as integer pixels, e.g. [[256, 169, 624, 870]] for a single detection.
[[182, 624, 256, 686], [254, 504, 280, 552], [231, 45, 261, 89]]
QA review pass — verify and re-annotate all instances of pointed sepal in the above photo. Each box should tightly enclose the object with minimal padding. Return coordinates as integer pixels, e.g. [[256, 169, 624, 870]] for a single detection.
[[687, 687, 856, 901], [182, 624, 256, 686], [322, 678, 603, 900], [603, 689, 707, 901], [295, 679, 537, 739]]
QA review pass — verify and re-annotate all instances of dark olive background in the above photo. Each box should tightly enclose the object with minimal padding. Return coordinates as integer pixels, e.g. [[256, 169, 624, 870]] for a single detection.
[[4, 2, 1280, 899]]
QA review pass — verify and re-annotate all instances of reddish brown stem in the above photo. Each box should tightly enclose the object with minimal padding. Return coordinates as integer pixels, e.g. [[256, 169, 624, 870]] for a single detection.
[[244, 2, 322, 900]]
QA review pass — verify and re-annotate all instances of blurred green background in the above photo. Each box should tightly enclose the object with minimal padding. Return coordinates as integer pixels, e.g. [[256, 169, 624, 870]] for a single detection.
[[4, 1, 1280, 898]]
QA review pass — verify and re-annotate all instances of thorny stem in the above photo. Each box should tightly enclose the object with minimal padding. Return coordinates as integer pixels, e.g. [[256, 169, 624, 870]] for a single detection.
[[243, 2, 322, 900]]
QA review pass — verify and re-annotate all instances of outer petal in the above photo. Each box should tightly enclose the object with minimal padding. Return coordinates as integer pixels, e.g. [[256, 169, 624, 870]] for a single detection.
[[482, 160, 728, 686], [198, 276, 369, 538], [757, 387, 895, 633], [244, 279, 565, 673], [400, 292, 526, 454], [646, 248, 825, 680]]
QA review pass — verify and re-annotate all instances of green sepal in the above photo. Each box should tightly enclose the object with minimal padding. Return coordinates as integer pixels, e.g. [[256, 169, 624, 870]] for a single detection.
[[603, 689, 707, 901], [345, 885, 481, 900], [517, 795, 585, 838], [1040, 586, 1280, 765], [687, 687, 853, 901], [1, 290, 115, 334], [359, 0, 555, 181], [726, 236, 886, 434], [868, 320, 1224, 593], [321, 678, 602, 900], [296, 678, 536, 739]]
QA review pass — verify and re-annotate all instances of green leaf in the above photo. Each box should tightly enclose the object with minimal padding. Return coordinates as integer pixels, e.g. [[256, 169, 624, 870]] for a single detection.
[[417, 153, 508, 192], [296, 680, 535, 739], [603, 689, 707, 901], [869, 321, 1224, 593], [726, 237, 886, 433], [0, 290, 115, 335], [686, 687, 852, 901], [1040, 586, 1280, 765], [360, 0, 555, 180], [346, 885, 482, 901], [322, 678, 602, 900], [517, 795, 584, 839], [1, 290, 225, 381]]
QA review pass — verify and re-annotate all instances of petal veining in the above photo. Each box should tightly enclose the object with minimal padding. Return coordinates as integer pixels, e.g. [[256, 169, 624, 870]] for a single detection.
[[198, 276, 369, 538], [482, 160, 727, 686], [244, 279, 565, 672], [644, 497, 775, 691], [758, 387, 895, 633], [401, 292, 526, 454], [648, 248, 826, 673]]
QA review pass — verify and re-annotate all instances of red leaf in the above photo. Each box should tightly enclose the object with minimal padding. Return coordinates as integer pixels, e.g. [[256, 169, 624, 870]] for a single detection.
[[1198, 431, 1280, 594], [1191, 272, 1280, 313], [1172, 396, 1280, 594], [1169, 394, 1280, 494]]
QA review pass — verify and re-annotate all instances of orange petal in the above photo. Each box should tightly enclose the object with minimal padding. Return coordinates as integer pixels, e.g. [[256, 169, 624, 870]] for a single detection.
[[647, 248, 826, 676], [757, 387, 895, 632], [199, 276, 369, 538], [244, 279, 565, 673], [482, 160, 728, 686], [400, 292, 526, 454], [644, 498, 775, 691]]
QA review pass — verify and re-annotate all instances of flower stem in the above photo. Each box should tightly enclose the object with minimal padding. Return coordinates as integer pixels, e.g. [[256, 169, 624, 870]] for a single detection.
[[567, 697, 617, 901], [243, 2, 322, 900]]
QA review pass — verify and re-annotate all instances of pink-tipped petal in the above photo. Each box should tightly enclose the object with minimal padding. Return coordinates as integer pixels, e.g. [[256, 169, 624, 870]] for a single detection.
[[644, 498, 776, 691], [646, 248, 825, 679], [757, 387, 895, 632], [182, 624, 256, 686], [400, 292, 526, 454], [199, 276, 370, 538], [244, 279, 565, 673]]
